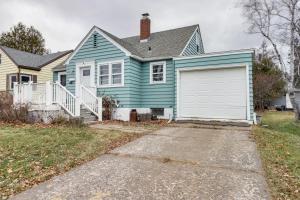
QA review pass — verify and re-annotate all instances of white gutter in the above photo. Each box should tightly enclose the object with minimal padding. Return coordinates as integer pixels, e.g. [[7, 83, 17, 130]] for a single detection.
[[173, 49, 256, 61]]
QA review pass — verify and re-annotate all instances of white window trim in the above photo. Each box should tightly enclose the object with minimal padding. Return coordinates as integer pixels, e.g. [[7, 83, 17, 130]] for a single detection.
[[97, 60, 124, 88], [20, 74, 31, 83], [150, 61, 166, 84], [9, 74, 17, 90], [57, 71, 66, 85]]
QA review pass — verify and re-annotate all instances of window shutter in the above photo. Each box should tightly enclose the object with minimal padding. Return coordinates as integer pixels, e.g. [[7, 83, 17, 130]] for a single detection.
[[6, 74, 9, 91], [32, 75, 37, 83]]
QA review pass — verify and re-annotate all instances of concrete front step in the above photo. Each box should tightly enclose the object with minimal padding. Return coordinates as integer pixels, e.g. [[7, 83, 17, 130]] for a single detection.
[[80, 107, 98, 123]]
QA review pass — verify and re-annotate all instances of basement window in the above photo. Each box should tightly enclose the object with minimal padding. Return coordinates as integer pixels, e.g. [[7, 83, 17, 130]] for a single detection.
[[151, 108, 164, 116]]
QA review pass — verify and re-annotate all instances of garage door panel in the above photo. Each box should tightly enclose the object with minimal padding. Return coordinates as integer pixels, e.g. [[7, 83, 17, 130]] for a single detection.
[[179, 67, 247, 120]]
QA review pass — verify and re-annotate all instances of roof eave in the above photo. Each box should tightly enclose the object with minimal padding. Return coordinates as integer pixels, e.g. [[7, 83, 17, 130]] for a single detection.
[[130, 55, 174, 62], [19, 65, 41, 71], [173, 49, 256, 61], [38, 50, 73, 69]]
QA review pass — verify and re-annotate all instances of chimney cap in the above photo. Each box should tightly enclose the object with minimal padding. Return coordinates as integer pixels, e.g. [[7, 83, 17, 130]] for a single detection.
[[142, 13, 149, 17]]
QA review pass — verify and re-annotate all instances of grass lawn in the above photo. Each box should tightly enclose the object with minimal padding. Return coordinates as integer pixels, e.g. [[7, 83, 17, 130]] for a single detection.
[[0, 124, 141, 199], [253, 111, 300, 200]]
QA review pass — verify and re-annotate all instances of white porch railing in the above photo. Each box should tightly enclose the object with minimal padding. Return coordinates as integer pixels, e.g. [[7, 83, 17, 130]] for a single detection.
[[53, 82, 80, 117], [80, 84, 102, 121], [13, 81, 102, 120]]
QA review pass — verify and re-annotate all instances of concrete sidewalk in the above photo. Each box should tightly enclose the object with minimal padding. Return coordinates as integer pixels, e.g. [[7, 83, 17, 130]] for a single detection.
[[11, 127, 270, 200]]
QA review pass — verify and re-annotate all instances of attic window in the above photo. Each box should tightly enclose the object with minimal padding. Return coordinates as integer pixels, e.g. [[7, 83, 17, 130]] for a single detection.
[[93, 34, 97, 48]]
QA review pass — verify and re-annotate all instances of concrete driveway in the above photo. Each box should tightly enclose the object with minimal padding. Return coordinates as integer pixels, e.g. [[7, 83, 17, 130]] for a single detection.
[[11, 126, 270, 200]]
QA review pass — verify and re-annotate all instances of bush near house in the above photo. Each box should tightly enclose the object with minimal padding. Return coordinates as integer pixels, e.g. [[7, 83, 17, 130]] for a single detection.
[[253, 112, 300, 200], [0, 124, 141, 199]]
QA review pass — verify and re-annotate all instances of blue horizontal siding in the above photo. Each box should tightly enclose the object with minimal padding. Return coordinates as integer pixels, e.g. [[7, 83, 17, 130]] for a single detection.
[[66, 31, 136, 107], [139, 59, 175, 108], [53, 72, 58, 82], [174, 52, 254, 121]]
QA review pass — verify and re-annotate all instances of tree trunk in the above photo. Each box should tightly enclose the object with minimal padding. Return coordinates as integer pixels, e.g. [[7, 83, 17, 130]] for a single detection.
[[289, 93, 300, 120]]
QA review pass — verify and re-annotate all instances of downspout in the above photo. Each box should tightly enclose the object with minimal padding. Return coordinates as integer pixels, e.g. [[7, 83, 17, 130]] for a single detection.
[[18, 66, 21, 84]]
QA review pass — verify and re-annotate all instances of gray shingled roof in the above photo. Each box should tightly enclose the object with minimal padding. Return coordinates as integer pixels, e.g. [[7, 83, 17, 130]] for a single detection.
[[96, 24, 198, 59], [0, 46, 72, 70], [121, 25, 198, 58]]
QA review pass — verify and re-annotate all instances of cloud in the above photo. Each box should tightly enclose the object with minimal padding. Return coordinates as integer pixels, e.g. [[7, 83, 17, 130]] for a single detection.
[[0, 0, 262, 52]]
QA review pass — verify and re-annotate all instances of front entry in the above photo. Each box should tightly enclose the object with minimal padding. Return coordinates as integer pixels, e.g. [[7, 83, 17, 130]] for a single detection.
[[79, 66, 91, 87]]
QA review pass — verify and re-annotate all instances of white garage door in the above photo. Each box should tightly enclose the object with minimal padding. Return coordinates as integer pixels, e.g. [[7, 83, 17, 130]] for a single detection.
[[178, 67, 247, 120]]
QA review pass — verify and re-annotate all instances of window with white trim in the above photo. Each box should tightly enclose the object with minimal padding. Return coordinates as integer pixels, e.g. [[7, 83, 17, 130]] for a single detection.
[[98, 61, 123, 87], [150, 61, 166, 84], [9, 74, 17, 90], [20, 74, 31, 83]]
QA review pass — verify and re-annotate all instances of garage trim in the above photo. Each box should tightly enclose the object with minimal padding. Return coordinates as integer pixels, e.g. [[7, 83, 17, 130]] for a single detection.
[[176, 63, 250, 122]]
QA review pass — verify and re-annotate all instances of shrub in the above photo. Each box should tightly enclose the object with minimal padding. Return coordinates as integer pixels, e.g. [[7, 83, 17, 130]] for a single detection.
[[51, 115, 85, 128], [0, 92, 29, 123]]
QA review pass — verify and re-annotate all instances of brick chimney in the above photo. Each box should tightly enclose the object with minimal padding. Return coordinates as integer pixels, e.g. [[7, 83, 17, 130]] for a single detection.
[[140, 13, 150, 42]]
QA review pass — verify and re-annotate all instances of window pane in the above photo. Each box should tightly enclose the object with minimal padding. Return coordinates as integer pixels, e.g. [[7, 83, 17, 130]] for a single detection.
[[112, 63, 122, 74], [21, 76, 30, 83], [100, 76, 109, 85], [153, 65, 163, 73], [60, 75, 66, 86], [82, 69, 90, 76], [100, 65, 109, 75], [112, 74, 122, 84], [153, 73, 163, 82]]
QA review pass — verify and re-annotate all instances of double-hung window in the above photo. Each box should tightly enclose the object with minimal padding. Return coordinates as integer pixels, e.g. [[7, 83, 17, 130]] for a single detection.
[[98, 60, 123, 87], [150, 61, 166, 84]]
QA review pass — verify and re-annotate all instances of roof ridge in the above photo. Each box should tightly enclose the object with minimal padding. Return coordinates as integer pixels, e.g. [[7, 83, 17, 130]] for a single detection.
[[121, 24, 198, 39]]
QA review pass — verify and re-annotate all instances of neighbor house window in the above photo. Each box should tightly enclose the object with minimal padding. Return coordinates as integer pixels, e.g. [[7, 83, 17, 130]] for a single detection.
[[98, 60, 123, 87], [20, 74, 31, 83], [9, 74, 17, 90], [150, 61, 166, 84]]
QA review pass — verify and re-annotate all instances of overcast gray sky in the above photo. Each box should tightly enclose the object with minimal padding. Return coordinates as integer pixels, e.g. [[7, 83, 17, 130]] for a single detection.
[[0, 0, 262, 53]]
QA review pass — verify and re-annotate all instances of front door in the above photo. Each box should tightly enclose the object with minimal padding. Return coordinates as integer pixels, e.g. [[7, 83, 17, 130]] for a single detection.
[[79, 66, 91, 87]]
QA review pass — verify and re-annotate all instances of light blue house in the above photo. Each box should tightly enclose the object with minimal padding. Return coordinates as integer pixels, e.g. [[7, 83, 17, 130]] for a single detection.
[[54, 13, 254, 123]]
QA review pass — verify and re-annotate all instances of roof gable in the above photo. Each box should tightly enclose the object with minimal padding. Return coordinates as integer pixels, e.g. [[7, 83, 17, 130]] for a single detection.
[[65, 26, 132, 64]]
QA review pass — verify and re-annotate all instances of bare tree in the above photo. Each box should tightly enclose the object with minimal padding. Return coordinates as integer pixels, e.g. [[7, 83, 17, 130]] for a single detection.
[[241, 0, 300, 119]]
